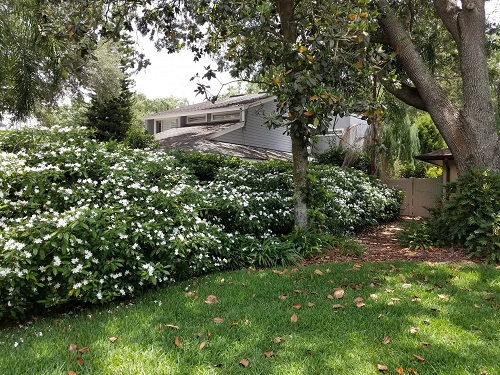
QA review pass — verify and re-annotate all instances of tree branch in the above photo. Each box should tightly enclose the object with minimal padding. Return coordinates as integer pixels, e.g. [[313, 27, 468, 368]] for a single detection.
[[378, 76, 427, 111], [433, 0, 461, 46]]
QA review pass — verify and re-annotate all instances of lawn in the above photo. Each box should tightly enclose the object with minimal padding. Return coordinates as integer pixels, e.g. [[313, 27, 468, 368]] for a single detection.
[[1, 262, 499, 375]]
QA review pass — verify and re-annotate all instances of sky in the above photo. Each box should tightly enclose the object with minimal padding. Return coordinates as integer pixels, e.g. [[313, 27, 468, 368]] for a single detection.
[[133, 4, 499, 104]]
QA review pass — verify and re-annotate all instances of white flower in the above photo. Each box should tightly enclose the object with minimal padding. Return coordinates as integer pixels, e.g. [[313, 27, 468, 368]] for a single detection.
[[54, 283, 60, 289], [71, 258, 79, 264], [71, 264, 83, 274], [14, 342, 19, 347], [53, 256, 61, 267], [84, 250, 92, 259], [34, 238, 43, 244]]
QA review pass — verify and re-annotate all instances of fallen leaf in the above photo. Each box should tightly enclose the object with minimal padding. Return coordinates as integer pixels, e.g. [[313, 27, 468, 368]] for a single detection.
[[401, 275, 407, 283], [273, 337, 284, 343], [263, 350, 274, 358], [165, 324, 180, 330], [206, 330, 211, 340], [420, 342, 429, 347], [199, 341, 206, 350], [391, 297, 401, 301], [69, 343, 77, 352], [352, 264, 362, 270], [213, 317, 224, 324], [377, 364, 389, 371], [293, 289, 302, 294], [354, 297, 364, 303], [395, 367, 404, 375], [307, 302, 315, 307], [402, 283, 412, 288], [76, 357, 84, 365], [109, 336, 119, 343], [479, 371, 489, 375], [354, 297, 365, 308], [438, 294, 449, 300], [77, 346, 89, 354], [332, 304, 344, 309], [356, 301, 366, 308], [278, 294, 288, 300], [196, 332, 202, 338], [314, 269, 323, 276], [68, 371, 77, 375], [327, 294, 334, 300], [230, 321, 238, 327], [290, 313, 298, 323], [381, 336, 391, 344], [409, 327, 419, 334], [334, 288, 345, 299], [292, 303, 301, 309], [185, 291, 196, 297], [174, 336, 181, 348], [407, 368, 418, 375], [370, 294, 378, 300], [412, 354, 425, 363], [239, 358, 250, 367], [387, 301, 395, 306], [158, 323, 163, 332], [204, 295, 218, 304]]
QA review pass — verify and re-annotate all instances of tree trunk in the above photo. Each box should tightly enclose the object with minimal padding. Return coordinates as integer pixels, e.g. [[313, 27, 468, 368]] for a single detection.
[[291, 130, 310, 229], [376, 0, 500, 174]]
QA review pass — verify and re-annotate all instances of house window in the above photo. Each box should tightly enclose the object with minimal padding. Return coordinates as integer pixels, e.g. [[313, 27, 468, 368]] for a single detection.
[[156, 120, 162, 133], [211, 111, 240, 122], [186, 114, 207, 124], [163, 118, 177, 129]]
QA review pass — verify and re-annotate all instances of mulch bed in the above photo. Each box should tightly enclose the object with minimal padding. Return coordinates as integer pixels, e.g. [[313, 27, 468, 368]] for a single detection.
[[304, 218, 487, 265]]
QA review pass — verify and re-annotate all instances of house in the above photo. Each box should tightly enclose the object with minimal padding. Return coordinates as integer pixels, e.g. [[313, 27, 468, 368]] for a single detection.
[[415, 148, 456, 183], [144, 93, 369, 160]]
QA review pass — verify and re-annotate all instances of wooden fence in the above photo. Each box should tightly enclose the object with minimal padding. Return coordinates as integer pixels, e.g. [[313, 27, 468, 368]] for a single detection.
[[386, 178, 442, 217]]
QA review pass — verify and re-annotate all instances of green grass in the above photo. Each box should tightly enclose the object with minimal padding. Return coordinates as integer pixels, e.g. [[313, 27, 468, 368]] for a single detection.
[[1, 262, 499, 375]]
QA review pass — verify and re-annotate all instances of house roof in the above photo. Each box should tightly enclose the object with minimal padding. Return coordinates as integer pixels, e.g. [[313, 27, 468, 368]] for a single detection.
[[146, 93, 271, 118], [156, 124, 292, 161], [415, 148, 453, 161]]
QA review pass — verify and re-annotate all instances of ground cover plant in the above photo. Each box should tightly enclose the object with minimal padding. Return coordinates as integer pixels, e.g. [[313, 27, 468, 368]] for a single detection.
[[0, 125, 401, 319], [0, 263, 498, 375]]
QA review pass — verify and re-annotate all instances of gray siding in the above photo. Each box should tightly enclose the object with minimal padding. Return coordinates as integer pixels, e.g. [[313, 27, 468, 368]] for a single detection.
[[145, 119, 154, 135], [215, 100, 292, 152]]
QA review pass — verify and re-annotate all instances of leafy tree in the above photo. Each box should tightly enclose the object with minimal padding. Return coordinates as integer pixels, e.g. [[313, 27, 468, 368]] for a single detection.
[[415, 113, 446, 155], [85, 78, 134, 141]]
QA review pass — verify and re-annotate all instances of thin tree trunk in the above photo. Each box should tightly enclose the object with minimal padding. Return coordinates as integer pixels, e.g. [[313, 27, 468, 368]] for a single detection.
[[291, 131, 310, 229]]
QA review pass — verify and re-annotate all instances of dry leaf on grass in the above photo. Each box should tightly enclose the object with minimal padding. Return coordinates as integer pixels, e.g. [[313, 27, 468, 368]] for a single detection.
[[204, 295, 218, 304], [290, 313, 298, 323], [409, 327, 419, 334], [327, 294, 334, 300], [314, 269, 323, 276], [109, 336, 119, 343], [69, 343, 77, 352], [213, 317, 224, 324], [307, 302, 315, 307], [332, 304, 344, 310], [407, 368, 418, 375], [395, 367, 404, 375], [334, 288, 345, 299], [68, 371, 77, 375], [76, 357, 84, 365], [77, 346, 89, 354], [278, 294, 287, 300], [420, 342, 429, 347], [377, 364, 389, 371], [292, 303, 301, 309], [174, 336, 181, 348], [381, 336, 391, 344], [370, 294, 378, 300], [412, 354, 425, 363], [165, 324, 180, 330], [239, 358, 250, 367], [273, 337, 285, 344], [263, 350, 274, 358], [199, 341, 206, 350]]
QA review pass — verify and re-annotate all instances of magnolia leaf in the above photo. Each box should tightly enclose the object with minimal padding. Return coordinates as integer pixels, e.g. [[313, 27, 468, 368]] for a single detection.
[[68, 371, 77, 375], [420, 342, 429, 347], [356, 301, 366, 308], [174, 336, 181, 348], [314, 269, 323, 276], [381, 336, 391, 345], [263, 350, 274, 358], [307, 302, 315, 307], [109, 336, 119, 343], [395, 367, 404, 374], [438, 294, 449, 300], [409, 327, 419, 334], [377, 364, 388, 371], [196, 332, 202, 338], [273, 337, 285, 344], [353, 297, 364, 303], [199, 341, 206, 350], [230, 321, 238, 327], [402, 283, 411, 288], [370, 294, 378, 300], [278, 294, 287, 300], [412, 354, 425, 363], [290, 313, 298, 323], [304, 111, 314, 116], [165, 324, 180, 330], [293, 289, 302, 294], [408, 368, 418, 375], [391, 297, 401, 301], [204, 295, 218, 304], [327, 294, 334, 300], [334, 288, 345, 299], [69, 343, 77, 352], [78, 346, 89, 354], [158, 323, 163, 332], [76, 357, 84, 365], [332, 304, 344, 309], [206, 330, 211, 340], [292, 303, 301, 309], [239, 358, 250, 367], [213, 317, 224, 324]]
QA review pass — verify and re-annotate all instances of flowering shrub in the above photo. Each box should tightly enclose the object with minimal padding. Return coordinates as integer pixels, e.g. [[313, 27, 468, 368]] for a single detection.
[[0, 125, 401, 319]]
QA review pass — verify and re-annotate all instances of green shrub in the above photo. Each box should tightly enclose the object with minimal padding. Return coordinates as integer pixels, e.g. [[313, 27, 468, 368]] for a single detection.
[[0, 125, 402, 319], [398, 170, 500, 261], [123, 125, 160, 150]]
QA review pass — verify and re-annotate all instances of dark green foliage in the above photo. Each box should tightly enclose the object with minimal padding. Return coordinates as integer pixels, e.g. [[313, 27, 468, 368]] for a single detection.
[[123, 125, 160, 149], [313, 144, 347, 166], [415, 113, 446, 154], [85, 78, 134, 141], [168, 151, 244, 181], [398, 170, 500, 261]]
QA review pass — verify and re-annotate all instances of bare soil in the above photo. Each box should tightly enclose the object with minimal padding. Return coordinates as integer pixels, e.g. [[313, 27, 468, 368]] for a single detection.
[[305, 218, 486, 265]]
